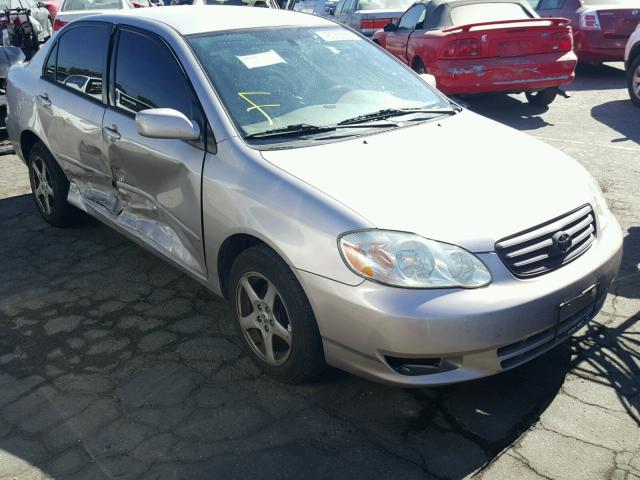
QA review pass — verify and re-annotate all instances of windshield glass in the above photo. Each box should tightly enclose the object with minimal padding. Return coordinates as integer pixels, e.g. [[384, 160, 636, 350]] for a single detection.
[[61, 0, 121, 10], [358, 0, 414, 10], [450, 3, 532, 24], [189, 26, 448, 141]]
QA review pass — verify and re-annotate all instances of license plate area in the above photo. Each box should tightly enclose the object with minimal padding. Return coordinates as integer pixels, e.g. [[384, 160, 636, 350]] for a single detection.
[[557, 284, 599, 326]]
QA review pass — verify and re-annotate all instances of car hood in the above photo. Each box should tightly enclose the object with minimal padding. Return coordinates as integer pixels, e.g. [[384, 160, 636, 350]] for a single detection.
[[260, 110, 598, 252]]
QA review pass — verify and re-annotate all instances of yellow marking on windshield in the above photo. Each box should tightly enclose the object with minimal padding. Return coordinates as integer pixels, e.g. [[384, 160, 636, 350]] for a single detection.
[[238, 92, 280, 125]]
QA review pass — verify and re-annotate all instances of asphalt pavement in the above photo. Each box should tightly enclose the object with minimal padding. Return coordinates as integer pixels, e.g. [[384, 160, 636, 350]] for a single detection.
[[0, 62, 638, 480]]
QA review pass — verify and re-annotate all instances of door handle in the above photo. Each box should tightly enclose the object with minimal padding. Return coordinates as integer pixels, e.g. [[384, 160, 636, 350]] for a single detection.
[[37, 93, 51, 107], [103, 125, 121, 141]]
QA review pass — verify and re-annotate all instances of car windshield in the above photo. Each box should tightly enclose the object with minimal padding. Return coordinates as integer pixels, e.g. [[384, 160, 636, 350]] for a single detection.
[[450, 2, 532, 24], [358, 0, 414, 10], [61, 0, 122, 10], [188, 26, 448, 142]]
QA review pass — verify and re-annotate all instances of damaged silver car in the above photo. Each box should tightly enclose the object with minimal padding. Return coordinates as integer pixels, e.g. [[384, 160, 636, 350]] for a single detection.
[[7, 7, 622, 386]]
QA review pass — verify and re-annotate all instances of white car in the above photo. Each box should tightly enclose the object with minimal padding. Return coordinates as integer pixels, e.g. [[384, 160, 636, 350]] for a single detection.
[[53, 0, 136, 31], [625, 23, 640, 107]]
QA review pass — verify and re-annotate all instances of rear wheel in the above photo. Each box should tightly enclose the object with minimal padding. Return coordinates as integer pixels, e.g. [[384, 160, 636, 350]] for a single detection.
[[28, 141, 80, 227], [412, 57, 427, 74], [229, 245, 326, 383], [525, 88, 557, 107], [627, 56, 640, 107]]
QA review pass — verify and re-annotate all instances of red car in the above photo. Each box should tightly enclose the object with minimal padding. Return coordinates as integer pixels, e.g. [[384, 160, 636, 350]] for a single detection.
[[536, 0, 640, 63], [373, 0, 577, 105], [44, 0, 60, 18]]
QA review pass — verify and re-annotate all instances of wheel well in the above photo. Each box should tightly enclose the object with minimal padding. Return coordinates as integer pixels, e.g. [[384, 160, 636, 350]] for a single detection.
[[20, 131, 41, 163], [217, 234, 266, 298], [373, 39, 380, 45]]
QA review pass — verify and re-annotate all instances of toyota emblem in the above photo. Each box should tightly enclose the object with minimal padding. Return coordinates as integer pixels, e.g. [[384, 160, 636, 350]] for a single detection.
[[552, 231, 573, 254]]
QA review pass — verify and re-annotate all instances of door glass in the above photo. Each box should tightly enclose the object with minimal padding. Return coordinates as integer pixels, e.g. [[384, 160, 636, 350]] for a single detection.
[[56, 25, 109, 100], [398, 5, 425, 30], [43, 42, 58, 81], [114, 30, 200, 122]]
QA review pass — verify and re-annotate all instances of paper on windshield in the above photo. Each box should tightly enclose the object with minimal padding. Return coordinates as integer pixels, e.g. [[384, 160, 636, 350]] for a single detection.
[[314, 30, 359, 42], [236, 50, 286, 69]]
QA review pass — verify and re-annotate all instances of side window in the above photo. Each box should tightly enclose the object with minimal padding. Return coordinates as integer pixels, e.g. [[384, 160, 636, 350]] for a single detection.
[[43, 42, 57, 82], [398, 5, 426, 30], [114, 30, 200, 122], [55, 25, 110, 101]]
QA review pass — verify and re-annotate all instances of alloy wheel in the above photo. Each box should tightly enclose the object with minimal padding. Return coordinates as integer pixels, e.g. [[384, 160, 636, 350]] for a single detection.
[[235, 272, 293, 365], [633, 64, 640, 100], [30, 155, 54, 215]]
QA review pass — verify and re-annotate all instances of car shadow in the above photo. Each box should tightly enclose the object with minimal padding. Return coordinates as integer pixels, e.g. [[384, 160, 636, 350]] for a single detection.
[[466, 94, 554, 131], [567, 63, 627, 92], [0, 194, 637, 479], [591, 100, 640, 145]]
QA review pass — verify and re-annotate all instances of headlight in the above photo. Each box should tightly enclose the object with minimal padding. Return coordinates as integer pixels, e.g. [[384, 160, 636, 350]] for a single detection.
[[589, 180, 610, 231], [338, 230, 492, 289]]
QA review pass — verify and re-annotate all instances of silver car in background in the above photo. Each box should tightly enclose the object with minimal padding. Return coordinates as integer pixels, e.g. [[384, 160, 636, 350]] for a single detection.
[[332, 0, 414, 36], [7, 7, 622, 386]]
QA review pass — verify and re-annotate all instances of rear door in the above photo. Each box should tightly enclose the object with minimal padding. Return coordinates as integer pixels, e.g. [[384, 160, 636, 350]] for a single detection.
[[37, 22, 115, 209], [386, 4, 426, 63], [102, 26, 208, 277]]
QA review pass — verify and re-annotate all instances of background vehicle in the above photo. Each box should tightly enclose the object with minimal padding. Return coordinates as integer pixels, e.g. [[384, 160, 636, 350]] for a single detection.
[[625, 23, 640, 105], [170, 0, 278, 6], [43, 0, 60, 18], [373, 0, 577, 105], [285, 0, 337, 16], [53, 0, 135, 31], [0, 0, 53, 40], [332, 0, 414, 36], [536, 0, 640, 63]]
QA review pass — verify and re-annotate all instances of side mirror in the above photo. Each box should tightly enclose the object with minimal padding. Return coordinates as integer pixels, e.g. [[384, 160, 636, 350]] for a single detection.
[[36, 1, 46, 7], [383, 23, 397, 32], [419, 73, 437, 89], [136, 108, 201, 140]]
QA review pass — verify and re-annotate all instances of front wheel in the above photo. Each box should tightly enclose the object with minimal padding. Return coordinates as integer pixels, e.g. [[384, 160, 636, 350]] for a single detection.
[[525, 88, 557, 107], [627, 56, 640, 107], [412, 58, 427, 75], [229, 245, 326, 383]]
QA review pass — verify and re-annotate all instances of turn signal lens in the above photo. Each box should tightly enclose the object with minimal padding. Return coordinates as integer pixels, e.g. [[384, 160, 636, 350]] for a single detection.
[[339, 230, 492, 289], [551, 31, 572, 51], [580, 11, 601, 31], [53, 18, 67, 31], [442, 39, 481, 58]]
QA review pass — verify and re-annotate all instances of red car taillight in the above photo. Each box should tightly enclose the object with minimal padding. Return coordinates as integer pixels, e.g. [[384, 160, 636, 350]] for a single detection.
[[442, 39, 481, 58], [360, 18, 392, 30], [53, 18, 67, 31], [551, 31, 572, 52]]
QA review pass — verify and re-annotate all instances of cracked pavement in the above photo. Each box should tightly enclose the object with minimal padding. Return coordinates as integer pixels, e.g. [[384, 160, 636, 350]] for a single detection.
[[0, 63, 638, 480]]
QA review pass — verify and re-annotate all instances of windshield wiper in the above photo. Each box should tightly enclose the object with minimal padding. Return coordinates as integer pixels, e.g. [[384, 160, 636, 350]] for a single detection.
[[243, 123, 336, 139], [337, 107, 459, 126]]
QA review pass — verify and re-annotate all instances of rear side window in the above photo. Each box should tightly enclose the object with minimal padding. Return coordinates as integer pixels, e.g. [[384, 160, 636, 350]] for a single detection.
[[55, 25, 110, 101], [113, 30, 200, 120], [450, 2, 532, 25]]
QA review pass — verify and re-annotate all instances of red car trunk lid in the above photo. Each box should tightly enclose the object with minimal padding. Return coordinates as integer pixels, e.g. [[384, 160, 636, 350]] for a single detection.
[[442, 18, 573, 59], [597, 8, 640, 38]]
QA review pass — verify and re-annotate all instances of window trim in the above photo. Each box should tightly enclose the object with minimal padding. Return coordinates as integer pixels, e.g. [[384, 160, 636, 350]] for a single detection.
[[40, 22, 113, 106], [108, 24, 213, 151]]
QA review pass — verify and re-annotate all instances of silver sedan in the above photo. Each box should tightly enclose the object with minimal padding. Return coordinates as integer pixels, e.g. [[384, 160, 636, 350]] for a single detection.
[[6, 6, 622, 386]]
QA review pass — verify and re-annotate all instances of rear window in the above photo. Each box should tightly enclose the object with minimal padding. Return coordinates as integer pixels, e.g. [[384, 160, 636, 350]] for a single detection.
[[450, 2, 532, 24], [61, 0, 122, 10], [358, 0, 413, 10]]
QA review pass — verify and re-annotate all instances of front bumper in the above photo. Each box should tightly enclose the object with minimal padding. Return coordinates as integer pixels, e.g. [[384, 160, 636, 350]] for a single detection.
[[297, 215, 623, 387], [430, 51, 577, 95]]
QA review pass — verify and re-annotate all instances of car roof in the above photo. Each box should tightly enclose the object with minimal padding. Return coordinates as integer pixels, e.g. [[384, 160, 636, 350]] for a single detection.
[[87, 5, 336, 35]]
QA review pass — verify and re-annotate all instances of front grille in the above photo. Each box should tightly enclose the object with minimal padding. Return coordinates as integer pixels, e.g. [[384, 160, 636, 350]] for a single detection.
[[495, 205, 596, 278]]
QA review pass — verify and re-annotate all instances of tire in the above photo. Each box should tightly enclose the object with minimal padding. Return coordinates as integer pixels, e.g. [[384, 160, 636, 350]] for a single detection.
[[28, 141, 80, 227], [412, 57, 427, 75], [525, 88, 557, 107], [229, 244, 326, 383], [627, 55, 640, 108]]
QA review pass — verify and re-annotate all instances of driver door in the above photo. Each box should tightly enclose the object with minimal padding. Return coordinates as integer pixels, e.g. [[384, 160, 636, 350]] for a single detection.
[[102, 26, 209, 277], [385, 4, 426, 64]]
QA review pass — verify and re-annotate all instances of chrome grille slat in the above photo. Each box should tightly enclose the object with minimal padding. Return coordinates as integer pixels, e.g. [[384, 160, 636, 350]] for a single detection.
[[495, 205, 596, 278]]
